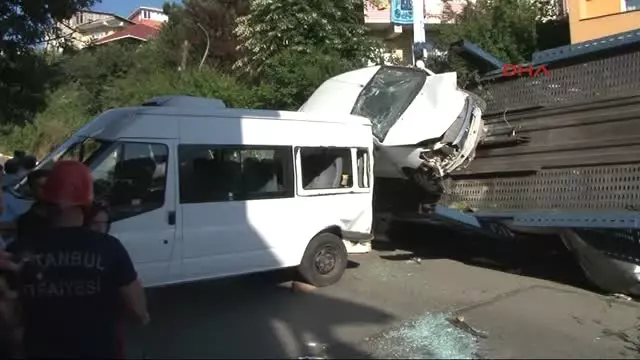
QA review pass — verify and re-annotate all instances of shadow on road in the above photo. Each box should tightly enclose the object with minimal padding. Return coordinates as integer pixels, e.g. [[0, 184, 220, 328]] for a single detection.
[[123, 269, 393, 359], [376, 222, 597, 292]]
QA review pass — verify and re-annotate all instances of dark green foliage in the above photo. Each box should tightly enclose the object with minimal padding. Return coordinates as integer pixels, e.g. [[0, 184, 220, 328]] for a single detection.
[[0, 0, 569, 156], [233, 0, 380, 77], [0, 0, 99, 126], [156, 0, 250, 71], [432, 0, 570, 88], [256, 47, 364, 110]]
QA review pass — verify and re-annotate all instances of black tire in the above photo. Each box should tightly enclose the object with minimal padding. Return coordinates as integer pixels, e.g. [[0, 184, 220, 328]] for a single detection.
[[298, 232, 348, 287]]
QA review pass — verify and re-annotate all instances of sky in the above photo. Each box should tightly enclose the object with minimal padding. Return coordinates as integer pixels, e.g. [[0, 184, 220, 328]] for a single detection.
[[91, 0, 180, 17]]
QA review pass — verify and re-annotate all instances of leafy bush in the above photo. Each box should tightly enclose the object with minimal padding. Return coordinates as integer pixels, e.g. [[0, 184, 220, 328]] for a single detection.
[[1, 83, 91, 157], [256, 47, 363, 110], [234, 0, 378, 77], [0, 42, 260, 156]]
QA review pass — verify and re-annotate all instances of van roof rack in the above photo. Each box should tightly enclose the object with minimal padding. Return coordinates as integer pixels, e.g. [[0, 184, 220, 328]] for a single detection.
[[142, 95, 226, 109]]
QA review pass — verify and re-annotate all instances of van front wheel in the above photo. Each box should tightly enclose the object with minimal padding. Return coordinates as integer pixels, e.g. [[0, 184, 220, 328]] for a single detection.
[[298, 232, 348, 287]]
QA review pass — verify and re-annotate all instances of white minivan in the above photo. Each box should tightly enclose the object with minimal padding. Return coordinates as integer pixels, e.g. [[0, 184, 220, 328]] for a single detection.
[[10, 96, 375, 288]]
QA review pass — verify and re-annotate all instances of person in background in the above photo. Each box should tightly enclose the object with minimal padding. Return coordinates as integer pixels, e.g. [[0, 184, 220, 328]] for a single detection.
[[21, 156, 37, 172], [85, 201, 130, 358], [2, 159, 22, 188], [8, 160, 149, 358], [0, 164, 4, 216], [0, 251, 21, 358], [12, 151, 25, 160], [0, 161, 31, 247], [12, 170, 51, 248]]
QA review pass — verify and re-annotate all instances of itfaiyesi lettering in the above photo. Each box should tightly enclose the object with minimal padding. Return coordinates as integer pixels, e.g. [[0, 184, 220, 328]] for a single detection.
[[23, 279, 101, 298], [31, 251, 105, 271]]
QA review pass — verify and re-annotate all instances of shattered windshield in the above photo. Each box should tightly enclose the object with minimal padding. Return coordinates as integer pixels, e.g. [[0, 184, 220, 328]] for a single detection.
[[351, 66, 427, 141]]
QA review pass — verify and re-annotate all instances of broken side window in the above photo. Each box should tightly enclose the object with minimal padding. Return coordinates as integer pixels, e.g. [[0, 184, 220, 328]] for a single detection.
[[299, 147, 353, 190]]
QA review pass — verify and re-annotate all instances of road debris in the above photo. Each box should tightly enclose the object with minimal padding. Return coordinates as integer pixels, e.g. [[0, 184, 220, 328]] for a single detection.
[[448, 315, 489, 339], [610, 293, 633, 301], [368, 312, 483, 359], [298, 342, 329, 359]]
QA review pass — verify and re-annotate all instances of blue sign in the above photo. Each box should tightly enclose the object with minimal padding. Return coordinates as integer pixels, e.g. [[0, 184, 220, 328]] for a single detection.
[[391, 0, 414, 25]]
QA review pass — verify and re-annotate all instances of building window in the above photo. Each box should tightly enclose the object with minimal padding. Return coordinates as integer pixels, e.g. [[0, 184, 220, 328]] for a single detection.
[[624, 0, 640, 11], [75, 13, 84, 25], [178, 145, 293, 204], [142, 10, 151, 19], [299, 147, 353, 190]]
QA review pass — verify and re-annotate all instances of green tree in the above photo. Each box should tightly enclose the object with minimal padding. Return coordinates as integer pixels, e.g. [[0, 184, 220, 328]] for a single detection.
[[233, 0, 380, 77], [157, 0, 250, 71], [256, 47, 362, 110], [59, 42, 151, 114], [439, 0, 539, 65], [432, 0, 569, 89], [0, 0, 98, 126], [1, 0, 97, 53]]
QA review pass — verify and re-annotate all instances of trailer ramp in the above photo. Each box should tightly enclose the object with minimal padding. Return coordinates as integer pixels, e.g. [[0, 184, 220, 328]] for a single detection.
[[385, 205, 518, 241]]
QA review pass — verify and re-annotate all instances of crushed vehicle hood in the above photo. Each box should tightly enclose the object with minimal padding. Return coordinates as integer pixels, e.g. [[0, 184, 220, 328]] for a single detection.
[[300, 66, 467, 146], [383, 72, 466, 146]]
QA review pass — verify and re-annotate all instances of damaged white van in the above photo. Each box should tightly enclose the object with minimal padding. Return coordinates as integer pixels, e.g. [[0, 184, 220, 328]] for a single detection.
[[300, 65, 486, 195], [11, 96, 375, 288]]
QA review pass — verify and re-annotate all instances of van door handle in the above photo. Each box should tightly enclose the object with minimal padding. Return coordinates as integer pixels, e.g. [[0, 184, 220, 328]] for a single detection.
[[167, 211, 176, 226]]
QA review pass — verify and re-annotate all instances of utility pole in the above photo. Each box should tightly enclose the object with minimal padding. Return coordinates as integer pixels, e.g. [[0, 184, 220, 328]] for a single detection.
[[412, 0, 427, 69]]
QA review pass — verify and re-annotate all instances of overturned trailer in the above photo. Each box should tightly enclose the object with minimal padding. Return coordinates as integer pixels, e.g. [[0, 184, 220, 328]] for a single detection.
[[384, 30, 640, 296]]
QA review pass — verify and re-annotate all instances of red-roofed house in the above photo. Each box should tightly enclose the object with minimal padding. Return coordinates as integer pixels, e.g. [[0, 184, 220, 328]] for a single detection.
[[46, 10, 135, 51], [127, 6, 169, 29], [92, 6, 168, 46], [93, 23, 161, 45]]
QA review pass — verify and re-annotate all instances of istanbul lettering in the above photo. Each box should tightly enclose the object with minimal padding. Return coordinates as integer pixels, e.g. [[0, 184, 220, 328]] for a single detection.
[[22, 251, 105, 298], [502, 64, 550, 78]]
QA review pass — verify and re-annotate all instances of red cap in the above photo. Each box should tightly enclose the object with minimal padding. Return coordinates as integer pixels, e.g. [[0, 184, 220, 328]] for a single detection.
[[41, 160, 93, 207]]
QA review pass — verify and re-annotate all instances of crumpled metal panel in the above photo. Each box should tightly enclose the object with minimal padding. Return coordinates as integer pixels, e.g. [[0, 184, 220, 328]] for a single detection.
[[562, 229, 640, 295], [573, 229, 640, 265], [478, 48, 640, 115]]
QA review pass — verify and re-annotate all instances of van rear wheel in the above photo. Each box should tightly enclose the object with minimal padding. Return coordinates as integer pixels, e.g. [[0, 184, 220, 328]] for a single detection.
[[298, 232, 348, 287]]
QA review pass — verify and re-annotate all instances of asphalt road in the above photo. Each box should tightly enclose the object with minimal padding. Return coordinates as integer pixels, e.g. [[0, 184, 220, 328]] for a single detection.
[[123, 225, 639, 359]]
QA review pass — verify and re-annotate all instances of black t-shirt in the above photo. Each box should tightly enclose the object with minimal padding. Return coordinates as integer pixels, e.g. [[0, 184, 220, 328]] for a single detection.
[[8, 226, 137, 358], [14, 204, 49, 248]]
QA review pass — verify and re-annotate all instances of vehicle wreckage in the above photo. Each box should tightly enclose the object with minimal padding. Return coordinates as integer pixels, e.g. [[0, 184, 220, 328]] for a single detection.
[[299, 65, 486, 197]]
